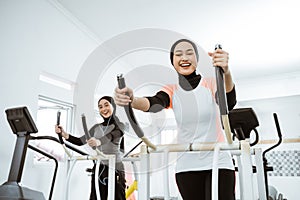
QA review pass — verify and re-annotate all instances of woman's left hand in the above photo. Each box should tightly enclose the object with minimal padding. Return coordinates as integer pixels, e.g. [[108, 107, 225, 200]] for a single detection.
[[87, 137, 101, 147], [208, 49, 230, 74]]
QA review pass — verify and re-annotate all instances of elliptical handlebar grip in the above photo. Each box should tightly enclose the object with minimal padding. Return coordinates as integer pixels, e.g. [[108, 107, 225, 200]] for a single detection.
[[117, 74, 144, 138], [214, 44, 228, 116], [56, 111, 64, 144], [273, 113, 282, 139], [81, 114, 96, 150], [117, 74, 127, 92], [214, 44, 232, 144]]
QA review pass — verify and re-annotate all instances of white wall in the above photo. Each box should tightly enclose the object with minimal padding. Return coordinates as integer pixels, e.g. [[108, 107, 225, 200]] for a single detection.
[[0, 0, 97, 199]]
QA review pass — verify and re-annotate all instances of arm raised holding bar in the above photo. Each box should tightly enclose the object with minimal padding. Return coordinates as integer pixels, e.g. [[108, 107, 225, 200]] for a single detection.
[[117, 74, 156, 150], [56, 110, 72, 157], [214, 44, 233, 144], [56, 111, 64, 144], [81, 114, 107, 157], [81, 114, 94, 150]]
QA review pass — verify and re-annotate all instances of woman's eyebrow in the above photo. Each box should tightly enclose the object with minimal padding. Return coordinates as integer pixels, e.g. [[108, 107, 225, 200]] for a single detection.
[[175, 48, 193, 53], [186, 49, 194, 52], [174, 49, 183, 53]]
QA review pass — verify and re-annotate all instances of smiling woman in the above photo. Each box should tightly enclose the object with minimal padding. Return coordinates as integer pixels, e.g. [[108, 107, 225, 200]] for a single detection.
[[114, 38, 237, 200], [170, 39, 199, 76], [98, 97, 114, 119], [54, 96, 126, 200]]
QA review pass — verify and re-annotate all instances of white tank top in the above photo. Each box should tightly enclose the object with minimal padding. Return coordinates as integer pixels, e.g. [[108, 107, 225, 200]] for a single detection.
[[165, 78, 234, 173]]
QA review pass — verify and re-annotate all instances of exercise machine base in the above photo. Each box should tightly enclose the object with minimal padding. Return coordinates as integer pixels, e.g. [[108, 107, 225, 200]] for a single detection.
[[0, 181, 45, 200]]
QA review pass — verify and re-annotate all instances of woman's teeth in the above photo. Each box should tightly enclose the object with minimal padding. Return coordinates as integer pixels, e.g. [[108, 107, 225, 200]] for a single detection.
[[181, 63, 191, 67]]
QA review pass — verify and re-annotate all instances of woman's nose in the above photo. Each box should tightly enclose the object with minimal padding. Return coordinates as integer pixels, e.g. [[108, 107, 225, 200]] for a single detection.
[[181, 54, 187, 60]]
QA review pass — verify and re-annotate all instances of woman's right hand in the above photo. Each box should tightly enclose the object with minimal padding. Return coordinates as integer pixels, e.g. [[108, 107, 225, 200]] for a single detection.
[[55, 125, 69, 139], [114, 86, 134, 106]]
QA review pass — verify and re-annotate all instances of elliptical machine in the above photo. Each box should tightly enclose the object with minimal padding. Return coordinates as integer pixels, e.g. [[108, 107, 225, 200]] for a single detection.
[[0, 106, 46, 200], [228, 108, 286, 200], [262, 113, 285, 200]]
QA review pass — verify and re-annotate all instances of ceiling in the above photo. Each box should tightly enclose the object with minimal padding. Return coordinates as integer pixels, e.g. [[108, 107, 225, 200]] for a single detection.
[[55, 0, 300, 82]]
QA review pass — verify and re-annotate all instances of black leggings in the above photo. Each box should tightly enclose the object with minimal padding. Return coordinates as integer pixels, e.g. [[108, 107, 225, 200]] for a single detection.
[[90, 164, 126, 200], [175, 169, 235, 200]]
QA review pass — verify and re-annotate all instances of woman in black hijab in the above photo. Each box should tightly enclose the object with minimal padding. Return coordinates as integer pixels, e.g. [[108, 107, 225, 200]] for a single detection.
[[55, 96, 126, 200]]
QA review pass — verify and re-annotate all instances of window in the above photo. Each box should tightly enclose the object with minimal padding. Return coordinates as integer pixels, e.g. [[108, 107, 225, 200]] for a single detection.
[[34, 95, 75, 162]]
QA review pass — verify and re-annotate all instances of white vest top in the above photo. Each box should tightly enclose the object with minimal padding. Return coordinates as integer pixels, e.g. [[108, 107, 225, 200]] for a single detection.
[[163, 77, 234, 173]]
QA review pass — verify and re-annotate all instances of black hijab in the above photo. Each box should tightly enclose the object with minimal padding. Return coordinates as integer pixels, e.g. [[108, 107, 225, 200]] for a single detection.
[[170, 39, 201, 90], [98, 96, 125, 152], [98, 96, 117, 126]]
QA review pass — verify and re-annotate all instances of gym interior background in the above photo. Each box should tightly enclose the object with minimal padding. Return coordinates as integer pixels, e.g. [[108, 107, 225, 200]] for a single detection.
[[1, 0, 300, 199]]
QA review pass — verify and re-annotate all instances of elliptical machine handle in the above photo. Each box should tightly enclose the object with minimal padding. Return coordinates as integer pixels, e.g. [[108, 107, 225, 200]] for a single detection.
[[81, 114, 96, 150], [117, 74, 144, 138], [56, 111, 64, 144], [117, 74, 156, 150], [214, 44, 232, 144]]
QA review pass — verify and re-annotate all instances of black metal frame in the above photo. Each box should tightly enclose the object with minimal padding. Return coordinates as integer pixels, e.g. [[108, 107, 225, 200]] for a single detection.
[[1, 106, 89, 200], [229, 108, 283, 200]]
